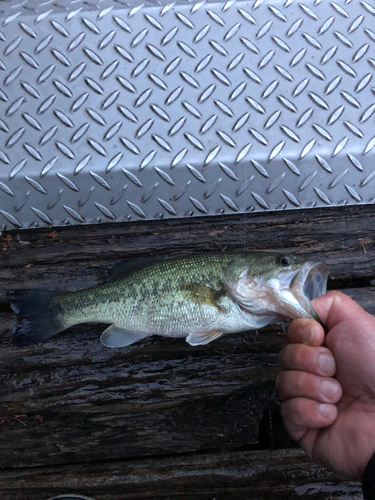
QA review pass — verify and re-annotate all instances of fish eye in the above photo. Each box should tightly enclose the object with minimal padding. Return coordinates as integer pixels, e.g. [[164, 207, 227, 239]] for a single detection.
[[278, 255, 291, 267]]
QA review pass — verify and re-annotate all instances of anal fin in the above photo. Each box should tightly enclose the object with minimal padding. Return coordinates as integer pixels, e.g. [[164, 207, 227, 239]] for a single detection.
[[100, 325, 150, 348], [186, 329, 224, 346]]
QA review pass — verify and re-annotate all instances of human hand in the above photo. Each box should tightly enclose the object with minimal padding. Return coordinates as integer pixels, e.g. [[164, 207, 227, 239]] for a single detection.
[[276, 291, 375, 479]]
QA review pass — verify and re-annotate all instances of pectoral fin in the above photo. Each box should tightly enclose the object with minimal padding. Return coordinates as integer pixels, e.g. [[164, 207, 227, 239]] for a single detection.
[[100, 325, 150, 348], [182, 283, 223, 309], [186, 329, 224, 346]]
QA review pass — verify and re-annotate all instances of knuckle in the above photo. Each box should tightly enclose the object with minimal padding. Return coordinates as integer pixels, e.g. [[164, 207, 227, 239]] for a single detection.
[[324, 290, 344, 303], [294, 372, 306, 393], [275, 372, 289, 398], [280, 399, 304, 437], [278, 346, 286, 364], [292, 398, 316, 427], [279, 345, 293, 367], [292, 345, 307, 368], [280, 400, 292, 422], [287, 318, 301, 334], [287, 319, 304, 342]]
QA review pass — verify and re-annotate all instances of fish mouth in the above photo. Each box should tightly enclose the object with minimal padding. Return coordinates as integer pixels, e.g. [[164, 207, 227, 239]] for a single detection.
[[222, 261, 328, 323], [284, 261, 328, 323]]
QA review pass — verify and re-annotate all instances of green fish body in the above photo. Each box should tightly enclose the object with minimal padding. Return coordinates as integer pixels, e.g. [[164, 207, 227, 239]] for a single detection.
[[8, 251, 328, 348]]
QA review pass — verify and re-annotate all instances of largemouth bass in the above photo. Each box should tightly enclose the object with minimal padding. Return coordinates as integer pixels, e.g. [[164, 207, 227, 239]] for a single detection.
[[8, 251, 328, 348]]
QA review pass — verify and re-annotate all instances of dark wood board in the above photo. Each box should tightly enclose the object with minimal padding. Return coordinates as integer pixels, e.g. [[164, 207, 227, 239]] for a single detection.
[[0, 205, 374, 297], [0, 205, 372, 498], [0, 449, 362, 500]]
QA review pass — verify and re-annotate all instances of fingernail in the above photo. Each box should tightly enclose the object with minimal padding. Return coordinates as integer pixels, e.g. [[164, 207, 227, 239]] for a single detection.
[[317, 352, 336, 375], [319, 379, 340, 400], [318, 403, 332, 419]]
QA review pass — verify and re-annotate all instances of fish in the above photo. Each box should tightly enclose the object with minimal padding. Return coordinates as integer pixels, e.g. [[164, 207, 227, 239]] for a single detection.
[[7, 251, 328, 348]]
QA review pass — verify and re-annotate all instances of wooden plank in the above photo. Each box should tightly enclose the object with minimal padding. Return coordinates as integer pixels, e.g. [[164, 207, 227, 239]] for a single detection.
[[0, 449, 362, 500], [0, 285, 372, 470], [0, 314, 280, 468], [0, 205, 373, 495], [0, 205, 374, 298]]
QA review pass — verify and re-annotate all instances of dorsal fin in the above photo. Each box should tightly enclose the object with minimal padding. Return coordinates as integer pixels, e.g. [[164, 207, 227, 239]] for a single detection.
[[104, 257, 161, 282]]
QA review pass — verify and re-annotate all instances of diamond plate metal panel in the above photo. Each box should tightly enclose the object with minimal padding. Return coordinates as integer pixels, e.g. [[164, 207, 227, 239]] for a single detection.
[[0, 0, 375, 229]]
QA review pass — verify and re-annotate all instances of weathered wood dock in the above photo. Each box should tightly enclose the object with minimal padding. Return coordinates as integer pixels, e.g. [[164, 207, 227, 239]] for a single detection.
[[0, 205, 372, 499]]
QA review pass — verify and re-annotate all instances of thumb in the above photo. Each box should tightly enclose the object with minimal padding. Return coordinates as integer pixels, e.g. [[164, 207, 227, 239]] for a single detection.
[[312, 291, 370, 331]]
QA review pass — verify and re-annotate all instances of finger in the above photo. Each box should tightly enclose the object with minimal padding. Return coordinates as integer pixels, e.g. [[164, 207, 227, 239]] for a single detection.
[[279, 344, 336, 376], [312, 291, 370, 331], [281, 397, 338, 442], [276, 370, 342, 403], [287, 318, 325, 346]]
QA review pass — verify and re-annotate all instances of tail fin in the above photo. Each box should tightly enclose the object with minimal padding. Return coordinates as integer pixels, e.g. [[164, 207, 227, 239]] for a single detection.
[[7, 290, 64, 346]]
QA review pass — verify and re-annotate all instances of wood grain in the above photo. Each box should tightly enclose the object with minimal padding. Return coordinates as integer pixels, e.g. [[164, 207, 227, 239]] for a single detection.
[[0, 449, 362, 500], [0, 205, 371, 498], [0, 205, 374, 297]]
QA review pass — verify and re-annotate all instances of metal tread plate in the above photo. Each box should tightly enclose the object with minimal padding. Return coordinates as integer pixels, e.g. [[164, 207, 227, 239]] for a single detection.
[[0, 0, 374, 229]]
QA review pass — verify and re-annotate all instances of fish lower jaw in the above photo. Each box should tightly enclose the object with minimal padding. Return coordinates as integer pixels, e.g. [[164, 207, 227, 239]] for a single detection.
[[272, 289, 315, 320]]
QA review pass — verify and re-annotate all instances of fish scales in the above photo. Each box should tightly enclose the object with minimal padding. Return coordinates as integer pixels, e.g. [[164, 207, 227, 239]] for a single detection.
[[7, 251, 328, 348], [56, 253, 245, 336]]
